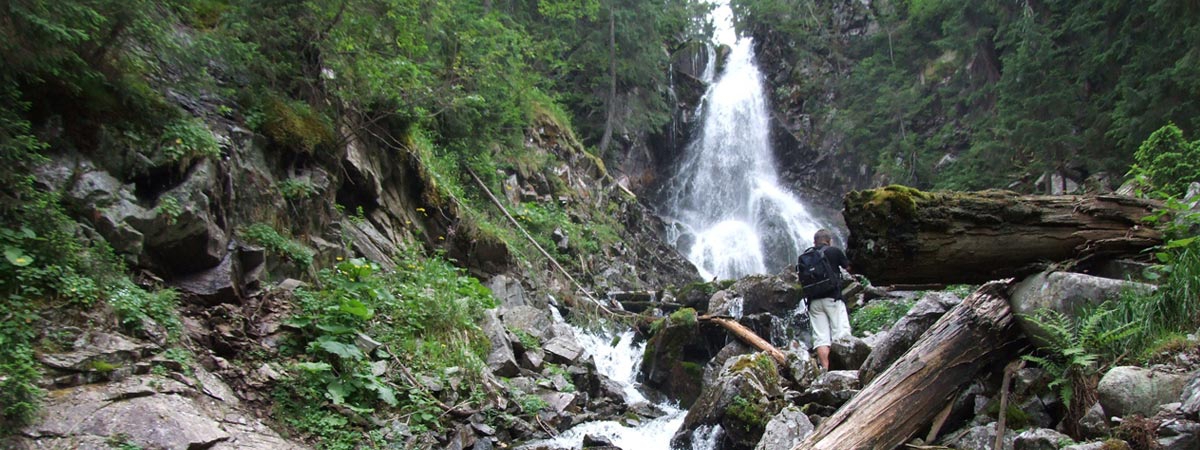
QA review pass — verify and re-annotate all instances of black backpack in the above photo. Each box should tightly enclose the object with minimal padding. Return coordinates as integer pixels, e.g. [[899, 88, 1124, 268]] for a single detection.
[[798, 246, 840, 300]]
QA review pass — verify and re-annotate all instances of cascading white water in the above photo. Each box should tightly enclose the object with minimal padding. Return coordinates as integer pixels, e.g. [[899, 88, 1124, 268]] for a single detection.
[[663, 0, 826, 281]]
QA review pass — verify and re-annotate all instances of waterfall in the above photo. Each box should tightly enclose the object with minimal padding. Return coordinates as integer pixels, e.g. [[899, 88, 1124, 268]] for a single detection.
[[663, 0, 826, 281]]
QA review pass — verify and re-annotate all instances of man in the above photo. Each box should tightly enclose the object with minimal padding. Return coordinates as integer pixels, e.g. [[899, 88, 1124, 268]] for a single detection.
[[807, 229, 851, 371]]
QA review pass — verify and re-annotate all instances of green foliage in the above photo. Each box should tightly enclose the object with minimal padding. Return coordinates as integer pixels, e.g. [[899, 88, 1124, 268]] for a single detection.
[[160, 117, 220, 162], [278, 178, 318, 200], [734, 0, 1200, 191], [240, 223, 315, 270], [257, 96, 334, 155], [850, 299, 914, 337], [1128, 123, 1200, 198], [106, 279, 182, 335], [276, 252, 497, 445], [669, 307, 698, 327], [154, 195, 184, 225], [1020, 304, 1139, 419], [726, 394, 769, 433]]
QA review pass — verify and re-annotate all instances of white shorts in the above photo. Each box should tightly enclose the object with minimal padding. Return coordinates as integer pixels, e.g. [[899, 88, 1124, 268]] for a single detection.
[[810, 297, 851, 348]]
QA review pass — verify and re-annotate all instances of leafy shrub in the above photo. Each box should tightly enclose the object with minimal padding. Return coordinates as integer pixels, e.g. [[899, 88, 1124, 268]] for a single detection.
[[160, 117, 220, 162], [278, 178, 318, 200], [258, 97, 333, 154], [851, 299, 914, 337], [240, 223, 314, 270], [1127, 123, 1200, 199], [275, 251, 498, 446]]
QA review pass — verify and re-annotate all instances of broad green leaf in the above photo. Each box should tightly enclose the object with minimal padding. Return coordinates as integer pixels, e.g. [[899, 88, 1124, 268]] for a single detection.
[[339, 299, 374, 320], [327, 381, 350, 404], [1164, 237, 1197, 249], [316, 323, 356, 335], [295, 362, 332, 372], [5, 247, 33, 266], [315, 339, 364, 360]]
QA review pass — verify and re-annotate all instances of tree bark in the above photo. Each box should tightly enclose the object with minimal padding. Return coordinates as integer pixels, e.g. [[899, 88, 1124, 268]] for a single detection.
[[699, 315, 787, 365], [598, 3, 617, 154], [794, 280, 1025, 450], [843, 186, 1162, 285]]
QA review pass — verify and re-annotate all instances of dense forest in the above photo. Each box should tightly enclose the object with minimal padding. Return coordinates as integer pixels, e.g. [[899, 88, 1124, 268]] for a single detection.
[[3, 0, 1200, 449], [735, 0, 1200, 192]]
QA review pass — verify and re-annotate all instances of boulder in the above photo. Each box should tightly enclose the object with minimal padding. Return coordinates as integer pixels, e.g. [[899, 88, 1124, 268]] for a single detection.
[[482, 310, 519, 377], [671, 353, 787, 450], [1014, 428, 1071, 450], [1063, 441, 1130, 450], [1157, 419, 1200, 450], [487, 275, 531, 309], [503, 305, 554, 340], [729, 276, 802, 317], [1181, 371, 1200, 419], [941, 422, 1016, 450], [1097, 366, 1191, 417], [754, 405, 814, 450], [859, 291, 961, 384], [1078, 402, 1110, 439], [829, 335, 870, 371], [8, 375, 305, 449], [543, 336, 585, 365], [1010, 272, 1154, 347], [643, 313, 713, 406]]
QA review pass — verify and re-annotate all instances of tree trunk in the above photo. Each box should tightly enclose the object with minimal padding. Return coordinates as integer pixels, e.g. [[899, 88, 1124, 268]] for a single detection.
[[793, 281, 1025, 450], [843, 186, 1162, 285], [699, 315, 787, 365], [598, 3, 617, 154]]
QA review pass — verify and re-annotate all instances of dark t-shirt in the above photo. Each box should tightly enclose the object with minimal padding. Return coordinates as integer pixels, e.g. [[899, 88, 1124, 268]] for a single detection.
[[817, 244, 849, 272], [817, 244, 849, 299]]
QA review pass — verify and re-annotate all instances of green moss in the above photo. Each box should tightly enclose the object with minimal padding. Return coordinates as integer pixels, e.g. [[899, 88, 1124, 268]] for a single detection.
[[259, 97, 334, 154], [669, 307, 698, 326], [89, 359, 120, 373], [726, 394, 769, 432], [681, 361, 703, 378]]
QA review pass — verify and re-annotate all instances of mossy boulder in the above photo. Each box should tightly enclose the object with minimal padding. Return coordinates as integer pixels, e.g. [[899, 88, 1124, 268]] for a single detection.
[[670, 353, 787, 450]]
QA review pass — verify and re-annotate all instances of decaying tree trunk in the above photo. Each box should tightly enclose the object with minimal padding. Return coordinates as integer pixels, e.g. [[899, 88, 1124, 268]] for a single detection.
[[699, 315, 788, 365], [793, 281, 1025, 450], [844, 186, 1162, 285]]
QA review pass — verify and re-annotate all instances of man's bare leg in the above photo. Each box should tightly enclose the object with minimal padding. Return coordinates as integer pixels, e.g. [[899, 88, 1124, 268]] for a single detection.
[[817, 345, 830, 370]]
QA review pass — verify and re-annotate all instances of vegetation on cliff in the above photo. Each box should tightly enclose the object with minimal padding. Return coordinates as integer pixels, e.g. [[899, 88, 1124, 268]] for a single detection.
[[734, 0, 1199, 191]]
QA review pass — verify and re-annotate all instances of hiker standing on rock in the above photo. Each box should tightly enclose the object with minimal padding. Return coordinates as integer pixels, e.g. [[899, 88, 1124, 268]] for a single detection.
[[798, 229, 852, 371]]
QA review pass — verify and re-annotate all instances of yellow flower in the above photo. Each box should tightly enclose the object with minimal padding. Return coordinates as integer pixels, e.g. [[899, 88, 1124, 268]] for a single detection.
[[415, 207, 426, 212], [336, 256, 343, 261], [438, 236, 444, 240], [175, 138, 183, 145]]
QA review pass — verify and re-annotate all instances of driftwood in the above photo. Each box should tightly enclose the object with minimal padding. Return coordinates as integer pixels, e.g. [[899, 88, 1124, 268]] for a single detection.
[[793, 281, 1025, 450], [843, 187, 1162, 285], [699, 315, 787, 365]]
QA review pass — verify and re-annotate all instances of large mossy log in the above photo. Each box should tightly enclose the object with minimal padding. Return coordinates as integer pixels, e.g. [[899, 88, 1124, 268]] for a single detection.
[[844, 186, 1162, 285], [793, 281, 1025, 450]]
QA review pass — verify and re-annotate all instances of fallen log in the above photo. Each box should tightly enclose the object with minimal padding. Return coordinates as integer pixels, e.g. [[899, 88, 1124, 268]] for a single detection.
[[793, 280, 1025, 450], [843, 186, 1162, 285], [699, 315, 787, 365]]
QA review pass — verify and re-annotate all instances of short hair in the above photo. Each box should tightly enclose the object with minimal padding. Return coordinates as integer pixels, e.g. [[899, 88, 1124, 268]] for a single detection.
[[814, 229, 833, 246]]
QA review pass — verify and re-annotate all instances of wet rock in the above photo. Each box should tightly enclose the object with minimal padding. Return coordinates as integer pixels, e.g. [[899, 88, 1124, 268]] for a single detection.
[[859, 291, 962, 384], [1011, 272, 1154, 347], [504, 305, 555, 340], [582, 434, 620, 449], [643, 313, 712, 406], [796, 370, 859, 410], [1014, 428, 1070, 450], [754, 405, 813, 450], [1098, 366, 1191, 417], [488, 274, 532, 309]]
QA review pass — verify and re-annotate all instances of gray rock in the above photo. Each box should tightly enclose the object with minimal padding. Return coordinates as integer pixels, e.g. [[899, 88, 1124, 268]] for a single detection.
[[487, 275, 530, 309], [1158, 419, 1200, 450], [11, 375, 305, 449], [1014, 428, 1071, 450], [1078, 402, 1110, 439], [1181, 371, 1200, 419], [544, 336, 585, 364], [482, 310, 519, 377], [503, 305, 554, 340], [1098, 366, 1191, 417], [38, 331, 153, 375], [859, 291, 961, 384], [942, 422, 1016, 450], [1063, 442, 1128, 450], [1019, 396, 1055, 429], [829, 335, 870, 371], [754, 405, 814, 450], [1011, 272, 1154, 347]]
